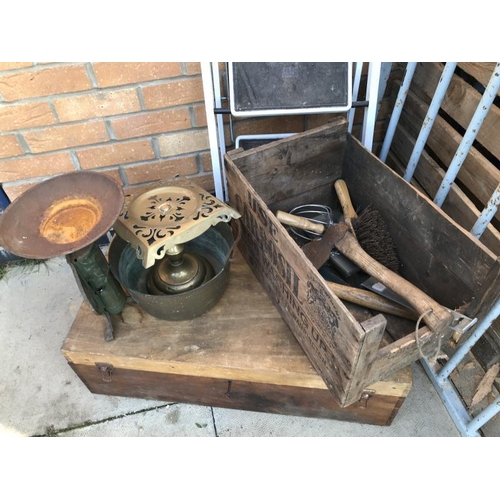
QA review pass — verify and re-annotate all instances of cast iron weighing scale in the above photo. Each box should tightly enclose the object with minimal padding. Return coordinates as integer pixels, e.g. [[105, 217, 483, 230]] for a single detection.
[[0, 171, 241, 341]]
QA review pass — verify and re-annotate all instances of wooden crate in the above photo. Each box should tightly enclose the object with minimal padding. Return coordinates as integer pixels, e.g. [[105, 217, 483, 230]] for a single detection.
[[61, 249, 412, 426], [224, 116, 499, 407], [384, 62, 500, 367]]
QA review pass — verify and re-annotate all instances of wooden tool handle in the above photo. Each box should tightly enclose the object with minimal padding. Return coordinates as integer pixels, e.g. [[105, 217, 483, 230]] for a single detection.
[[335, 228, 453, 334], [276, 210, 325, 234], [326, 281, 418, 321], [334, 179, 358, 221]]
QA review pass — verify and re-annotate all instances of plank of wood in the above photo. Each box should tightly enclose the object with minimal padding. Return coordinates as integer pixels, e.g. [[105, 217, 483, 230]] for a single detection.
[[458, 62, 500, 95], [466, 257, 500, 351], [412, 62, 500, 159], [386, 152, 427, 195], [400, 89, 500, 224], [390, 121, 500, 255], [228, 121, 347, 206], [343, 314, 387, 406], [471, 363, 500, 407], [343, 134, 496, 306], [68, 362, 409, 426], [368, 327, 438, 385]]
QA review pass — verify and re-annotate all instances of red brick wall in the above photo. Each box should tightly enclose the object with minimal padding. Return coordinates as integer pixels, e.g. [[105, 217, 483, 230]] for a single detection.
[[0, 62, 213, 200], [0, 62, 371, 202]]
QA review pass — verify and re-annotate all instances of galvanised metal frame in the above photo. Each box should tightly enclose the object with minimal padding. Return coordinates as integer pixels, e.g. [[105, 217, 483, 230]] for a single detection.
[[202, 62, 384, 201], [382, 62, 500, 437], [201, 62, 226, 201]]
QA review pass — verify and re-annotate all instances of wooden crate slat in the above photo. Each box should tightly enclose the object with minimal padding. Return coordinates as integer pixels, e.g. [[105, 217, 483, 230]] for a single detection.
[[400, 89, 500, 222], [390, 122, 500, 255], [458, 62, 500, 95], [412, 62, 500, 160]]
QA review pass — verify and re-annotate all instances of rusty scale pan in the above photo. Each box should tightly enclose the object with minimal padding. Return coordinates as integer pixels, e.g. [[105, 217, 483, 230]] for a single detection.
[[0, 171, 124, 259]]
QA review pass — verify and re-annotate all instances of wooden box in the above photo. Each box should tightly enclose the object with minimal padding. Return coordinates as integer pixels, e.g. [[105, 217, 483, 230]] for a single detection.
[[224, 116, 499, 407], [62, 249, 412, 427]]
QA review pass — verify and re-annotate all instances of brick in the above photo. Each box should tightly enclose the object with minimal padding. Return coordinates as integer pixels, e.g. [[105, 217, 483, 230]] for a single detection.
[[111, 108, 190, 140], [142, 78, 204, 110], [189, 173, 215, 192], [0, 62, 33, 71], [124, 156, 198, 185], [194, 104, 207, 127], [200, 152, 212, 171], [0, 152, 75, 182], [185, 63, 201, 75], [53, 89, 141, 122], [0, 64, 91, 102], [23, 121, 109, 153], [157, 129, 209, 157], [0, 135, 23, 159], [94, 167, 123, 186], [92, 63, 183, 87], [0, 101, 56, 132], [76, 139, 155, 169], [2, 181, 38, 201]]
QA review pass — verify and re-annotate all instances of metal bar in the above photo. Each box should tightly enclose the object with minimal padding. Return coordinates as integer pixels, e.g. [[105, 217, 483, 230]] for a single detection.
[[379, 62, 417, 162], [377, 62, 393, 115], [201, 62, 225, 201], [437, 294, 500, 383], [421, 360, 481, 437], [466, 396, 500, 434], [347, 62, 363, 133], [212, 62, 229, 200], [361, 62, 382, 151], [471, 183, 500, 238], [403, 62, 457, 182], [434, 63, 500, 207], [215, 101, 370, 115]]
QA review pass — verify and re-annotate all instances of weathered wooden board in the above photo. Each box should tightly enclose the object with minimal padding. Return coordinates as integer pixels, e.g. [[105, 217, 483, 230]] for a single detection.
[[412, 62, 500, 159], [390, 122, 500, 255], [62, 249, 412, 426], [230, 119, 346, 206], [343, 134, 496, 305], [458, 62, 500, 95], [401, 89, 500, 224], [68, 363, 408, 426]]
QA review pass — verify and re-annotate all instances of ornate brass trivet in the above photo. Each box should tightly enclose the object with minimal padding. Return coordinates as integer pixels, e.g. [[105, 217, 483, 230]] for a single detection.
[[113, 177, 241, 269]]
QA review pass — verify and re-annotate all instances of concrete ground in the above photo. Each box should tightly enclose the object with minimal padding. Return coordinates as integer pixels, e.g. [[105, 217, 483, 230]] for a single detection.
[[0, 254, 495, 438]]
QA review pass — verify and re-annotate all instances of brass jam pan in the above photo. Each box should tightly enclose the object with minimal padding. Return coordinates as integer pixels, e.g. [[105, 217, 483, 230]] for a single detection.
[[0, 171, 124, 259]]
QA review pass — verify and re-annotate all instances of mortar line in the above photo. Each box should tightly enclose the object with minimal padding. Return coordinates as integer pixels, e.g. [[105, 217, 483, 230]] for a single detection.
[[46, 98, 61, 124], [151, 137, 161, 158], [195, 153, 204, 174], [137, 86, 147, 111], [188, 105, 198, 128], [84, 63, 99, 88], [104, 119, 117, 140], [70, 151, 82, 170], [15, 133, 31, 154]]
